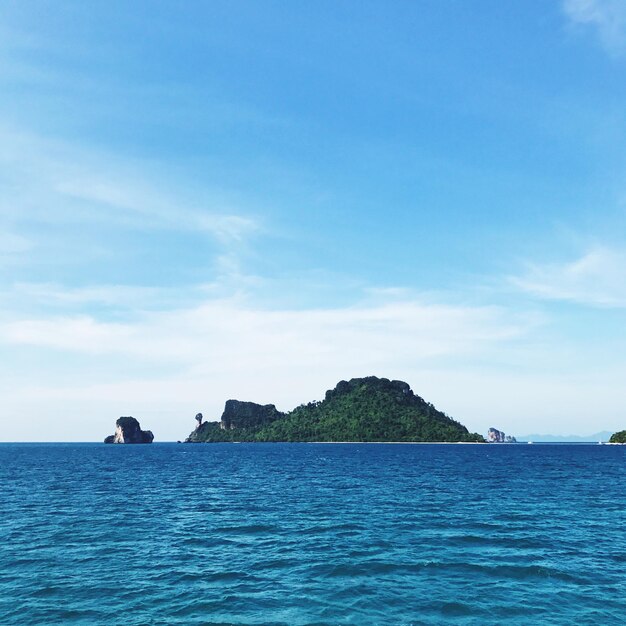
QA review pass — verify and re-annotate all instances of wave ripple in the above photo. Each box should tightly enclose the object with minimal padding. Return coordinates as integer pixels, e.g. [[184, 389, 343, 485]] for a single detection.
[[1, 442, 626, 624]]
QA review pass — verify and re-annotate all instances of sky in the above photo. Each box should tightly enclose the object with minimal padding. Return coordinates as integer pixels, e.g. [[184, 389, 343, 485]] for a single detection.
[[1, 0, 626, 441]]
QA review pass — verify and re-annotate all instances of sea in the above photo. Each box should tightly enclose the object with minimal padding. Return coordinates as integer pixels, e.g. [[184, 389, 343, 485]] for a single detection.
[[1, 442, 626, 625]]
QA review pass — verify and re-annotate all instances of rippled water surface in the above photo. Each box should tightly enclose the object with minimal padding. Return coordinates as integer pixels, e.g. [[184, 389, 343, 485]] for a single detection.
[[2, 442, 626, 625]]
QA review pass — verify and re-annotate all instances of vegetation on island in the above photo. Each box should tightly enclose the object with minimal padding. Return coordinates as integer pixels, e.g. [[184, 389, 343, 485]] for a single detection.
[[609, 430, 626, 444], [186, 376, 484, 443]]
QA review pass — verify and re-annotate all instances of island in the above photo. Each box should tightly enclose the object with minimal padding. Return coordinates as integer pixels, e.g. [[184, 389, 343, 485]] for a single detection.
[[185, 376, 484, 443], [104, 416, 154, 444], [609, 430, 626, 444]]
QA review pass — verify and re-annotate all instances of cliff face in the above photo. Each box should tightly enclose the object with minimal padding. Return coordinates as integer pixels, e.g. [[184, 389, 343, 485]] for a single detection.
[[104, 416, 154, 444], [185, 401, 284, 442], [221, 400, 284, 430], [185, 376, 484, 443], [487, 427, 517, 443]]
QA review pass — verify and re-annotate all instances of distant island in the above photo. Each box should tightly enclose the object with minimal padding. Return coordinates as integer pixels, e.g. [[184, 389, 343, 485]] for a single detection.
[[185, 376, 484, 443], [609, 430, 626, 444], [104, 416, 154, 444]]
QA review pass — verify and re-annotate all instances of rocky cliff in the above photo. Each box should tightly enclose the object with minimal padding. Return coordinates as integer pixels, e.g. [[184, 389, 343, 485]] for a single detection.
[[104, 416, 154, 444], [221, 400, 284, 430], [487, 427, 517, 443], [185, 376, 484, 443], [185, 401, 284, 442]]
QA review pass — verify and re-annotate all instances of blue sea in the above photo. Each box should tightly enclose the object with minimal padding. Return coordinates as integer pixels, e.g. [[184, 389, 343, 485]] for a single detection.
[[1, 442, 626, 625]]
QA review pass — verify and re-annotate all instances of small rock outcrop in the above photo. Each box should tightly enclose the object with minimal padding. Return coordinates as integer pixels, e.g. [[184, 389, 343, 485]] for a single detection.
[[194, 413, 203, 429], [487, 427, 516, 443], [104, 416, 154, 444]]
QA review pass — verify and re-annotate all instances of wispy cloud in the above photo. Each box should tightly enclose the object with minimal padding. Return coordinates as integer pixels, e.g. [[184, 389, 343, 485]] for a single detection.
[[0, 124, 259, 243], [0, 123, 263, 302], [5, 282, 187, 310], [512, 246, 626, 307], [1, 297, 530, 364], [54, 177, 258, 242], [0, 230, 33, 266], [563, 0, 626, 56], [0, 125, 261, 281]]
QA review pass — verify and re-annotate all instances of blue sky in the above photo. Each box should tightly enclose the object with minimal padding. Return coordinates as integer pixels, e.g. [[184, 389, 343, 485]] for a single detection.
[[1, 0, 626, 440]]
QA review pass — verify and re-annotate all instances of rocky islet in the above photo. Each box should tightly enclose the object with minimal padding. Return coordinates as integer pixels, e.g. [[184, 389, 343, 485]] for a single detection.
[[104, 416, 154, 444]]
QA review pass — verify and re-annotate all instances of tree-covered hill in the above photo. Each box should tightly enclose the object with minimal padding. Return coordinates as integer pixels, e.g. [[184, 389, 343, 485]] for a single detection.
[[609, 430, 626, 444], [186, 376, 484, 443]]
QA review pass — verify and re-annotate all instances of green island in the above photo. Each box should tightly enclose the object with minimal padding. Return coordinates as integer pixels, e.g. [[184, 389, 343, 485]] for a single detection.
[[185, 376, 484, 443], [609, 430, 626, 444]]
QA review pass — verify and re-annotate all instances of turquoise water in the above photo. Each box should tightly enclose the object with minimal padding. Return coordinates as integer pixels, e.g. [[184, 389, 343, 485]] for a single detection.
[[1, 442, 626, 625]]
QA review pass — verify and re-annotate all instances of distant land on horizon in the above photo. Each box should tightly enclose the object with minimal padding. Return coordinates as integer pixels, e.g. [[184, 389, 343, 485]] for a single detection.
[[515, 431, 613, 443]]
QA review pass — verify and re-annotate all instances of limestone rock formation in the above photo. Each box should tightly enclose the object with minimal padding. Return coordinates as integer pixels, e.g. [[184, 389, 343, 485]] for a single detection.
[[220, 400, 284, 430], [185, 402, 284, 442], [487, 427, 504, 442], [487, 427, 516, 443], [104, 416, 154, 444]]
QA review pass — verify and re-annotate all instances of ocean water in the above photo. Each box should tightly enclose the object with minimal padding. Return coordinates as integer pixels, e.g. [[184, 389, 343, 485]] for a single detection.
[[1, 443, 626, 625]]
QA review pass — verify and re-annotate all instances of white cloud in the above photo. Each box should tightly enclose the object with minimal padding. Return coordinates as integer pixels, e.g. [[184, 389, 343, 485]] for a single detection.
[[0, 294, 538, 440], [563, 0, 626, 56], [512, 246, 626, 307], [1, 298, 529, 363], [3, 293, 625, 442]]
